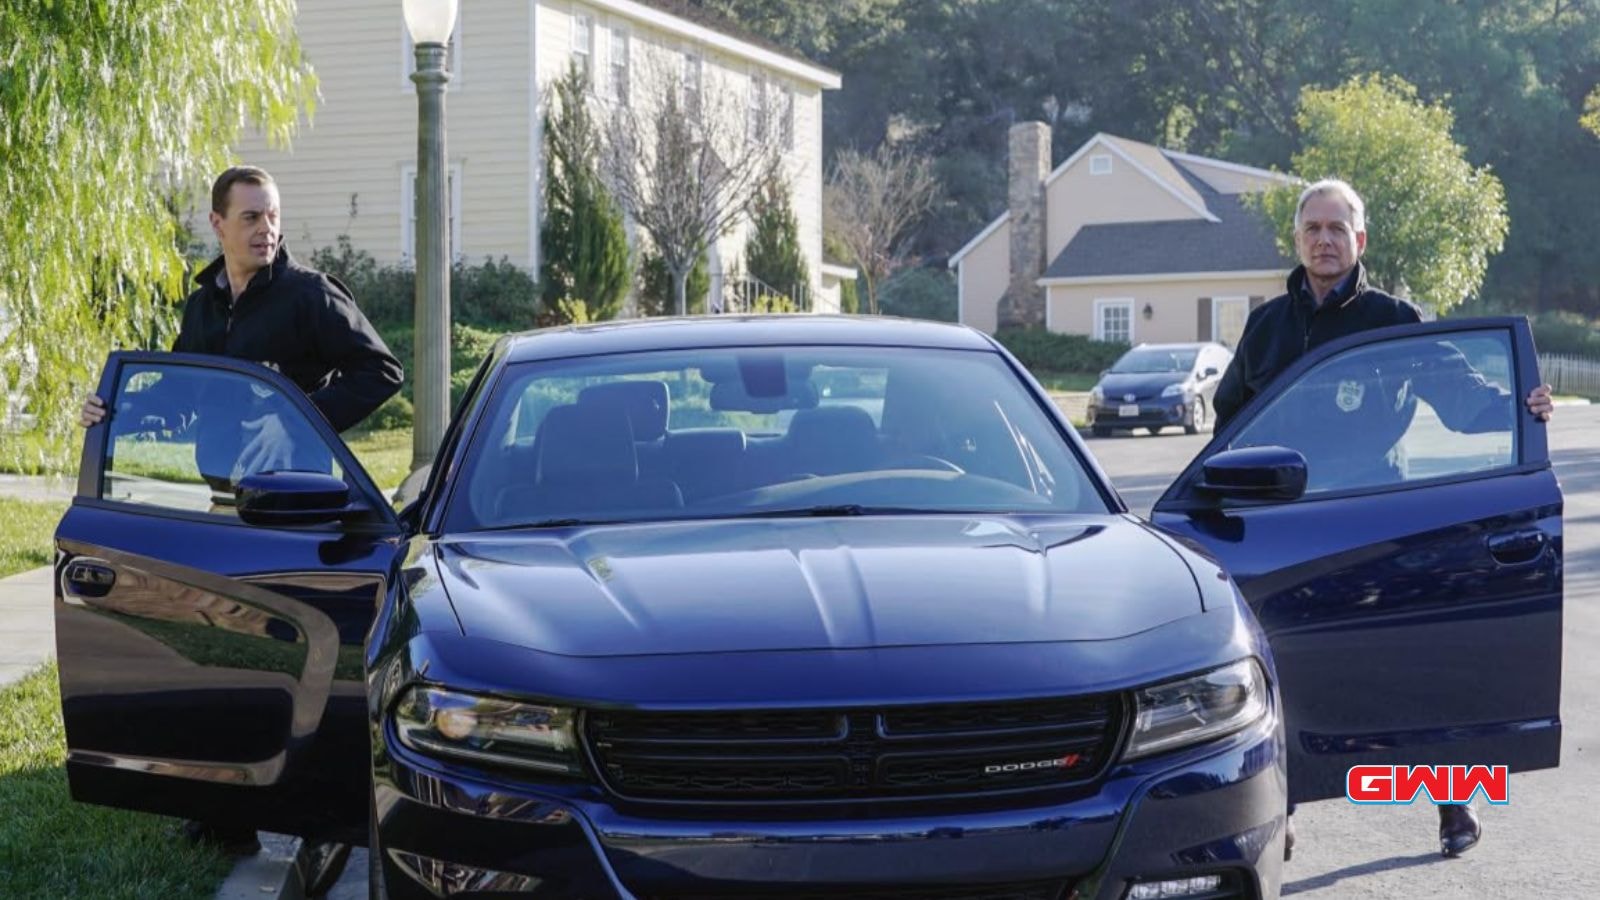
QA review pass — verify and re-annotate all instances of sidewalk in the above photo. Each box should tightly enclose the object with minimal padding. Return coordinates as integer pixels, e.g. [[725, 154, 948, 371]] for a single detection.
[[0, 473, 75, 503], [0, 565, 54, 686]]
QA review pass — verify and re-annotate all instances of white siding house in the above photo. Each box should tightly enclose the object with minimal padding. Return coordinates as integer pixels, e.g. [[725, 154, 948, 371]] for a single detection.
[[229, 0, 842, 312]]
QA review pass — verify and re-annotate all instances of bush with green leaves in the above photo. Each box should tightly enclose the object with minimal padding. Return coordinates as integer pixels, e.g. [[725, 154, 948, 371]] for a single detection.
[[309, 238, 539, 332], [878, 267, 957, 322], [994, 328, 1130, 373]]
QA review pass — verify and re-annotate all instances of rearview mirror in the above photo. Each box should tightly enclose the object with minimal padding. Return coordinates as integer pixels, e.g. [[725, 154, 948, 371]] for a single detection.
[[236, 471, 359, 526], [1197, 446, 1307, 502]]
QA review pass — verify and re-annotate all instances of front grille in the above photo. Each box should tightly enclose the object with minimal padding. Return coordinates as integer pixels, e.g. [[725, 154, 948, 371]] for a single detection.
[[645, 879, 1068, 900], [583, 695, 1120, 804]]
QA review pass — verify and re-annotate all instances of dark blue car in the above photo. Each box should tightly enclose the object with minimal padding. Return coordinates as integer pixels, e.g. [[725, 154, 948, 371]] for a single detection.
[[55, 315, 1562, 900]]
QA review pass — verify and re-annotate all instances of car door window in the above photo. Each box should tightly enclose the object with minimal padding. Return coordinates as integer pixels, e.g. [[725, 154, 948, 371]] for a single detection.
[[1226, 331, 1516, 494], [101, 362, 341, 516]]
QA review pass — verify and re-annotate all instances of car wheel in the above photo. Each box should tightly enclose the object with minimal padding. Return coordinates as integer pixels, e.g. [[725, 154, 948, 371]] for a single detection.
[[1145, 426, 1164, 436], [369, 784, 389, 900], [1091, 425, 1112, 438], [1185, 397, 1207, 435]]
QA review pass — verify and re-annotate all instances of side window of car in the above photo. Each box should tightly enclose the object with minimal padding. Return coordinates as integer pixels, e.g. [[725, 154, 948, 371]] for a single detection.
[[1227, 331, 1517, 495], [100, 363, 342, 517]]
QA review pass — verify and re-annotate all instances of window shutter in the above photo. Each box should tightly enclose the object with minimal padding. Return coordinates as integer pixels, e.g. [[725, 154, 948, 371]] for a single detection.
[[1197, 297, 1212, 341]]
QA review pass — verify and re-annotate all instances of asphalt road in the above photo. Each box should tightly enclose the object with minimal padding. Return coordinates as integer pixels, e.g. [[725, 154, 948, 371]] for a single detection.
[[324, 408, 1600, 899]]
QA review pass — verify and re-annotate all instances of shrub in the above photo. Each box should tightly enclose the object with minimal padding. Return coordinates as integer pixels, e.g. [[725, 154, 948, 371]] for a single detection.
[[993, 328, 1130, 373], [309, 236, 538, 333], [366, 392, 413, 431], [1529, 311, 1600, 358]]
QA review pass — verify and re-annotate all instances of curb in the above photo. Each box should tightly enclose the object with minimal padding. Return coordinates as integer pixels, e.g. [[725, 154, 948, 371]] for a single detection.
[[214, 833, 305, 900]]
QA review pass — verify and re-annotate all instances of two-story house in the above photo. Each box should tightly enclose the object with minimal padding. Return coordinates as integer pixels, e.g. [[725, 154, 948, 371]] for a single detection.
[[951, 124, 1297, 347], [232, 0, 849, 313]]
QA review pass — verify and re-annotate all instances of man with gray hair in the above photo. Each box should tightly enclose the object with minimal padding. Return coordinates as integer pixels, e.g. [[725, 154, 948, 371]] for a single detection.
[[1212, 178, 1552, 860], [1213, 177, 1551, 430]]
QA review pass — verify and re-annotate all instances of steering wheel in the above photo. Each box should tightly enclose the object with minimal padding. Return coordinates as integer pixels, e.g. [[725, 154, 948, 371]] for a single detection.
[[879, 454, 965, 474]]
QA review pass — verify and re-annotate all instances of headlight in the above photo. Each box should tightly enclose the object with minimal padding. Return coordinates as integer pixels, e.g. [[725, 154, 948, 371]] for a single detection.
[[1124, 659, 1269, 760], [1161, 382, 1187, 398], [394, 686, 584, 776], [1089, 386, 1104, 403]]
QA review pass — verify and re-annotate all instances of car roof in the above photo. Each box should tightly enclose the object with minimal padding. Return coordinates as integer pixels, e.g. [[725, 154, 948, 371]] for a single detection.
[[1128, 342, 1220, 351], [500, 315, 997, 363]]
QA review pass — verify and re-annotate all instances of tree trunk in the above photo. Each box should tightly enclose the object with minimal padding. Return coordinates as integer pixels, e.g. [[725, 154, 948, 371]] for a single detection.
[[672, 266, 689, 316]]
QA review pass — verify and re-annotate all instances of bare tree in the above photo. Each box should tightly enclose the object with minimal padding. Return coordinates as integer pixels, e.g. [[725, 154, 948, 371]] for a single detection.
[[825, 145, 939, 314], [603, 59, 782, 316]]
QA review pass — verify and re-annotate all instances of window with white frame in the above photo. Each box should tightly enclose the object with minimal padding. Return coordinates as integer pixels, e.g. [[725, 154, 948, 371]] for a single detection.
[[571, 14, 593, 81], [401, 7, 462, 86], [609, 26, 630, 106], [682, 51, 703, 117], [747, 74, 767, 143], [1090, 153, 1113, 175], [1094, 299, 1133, 343], [401, 164, 463, 264], [779, 85, 796, 151]]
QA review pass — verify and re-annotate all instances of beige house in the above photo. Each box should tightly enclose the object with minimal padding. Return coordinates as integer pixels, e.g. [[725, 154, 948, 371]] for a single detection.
[[949, 128, 1297, 347], [230, 0, 847, 312]]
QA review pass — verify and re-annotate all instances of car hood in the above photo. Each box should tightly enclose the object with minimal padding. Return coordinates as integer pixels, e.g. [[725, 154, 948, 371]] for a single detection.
[[433, 516, 1202, 657], [1096, 372, 1186, 398]]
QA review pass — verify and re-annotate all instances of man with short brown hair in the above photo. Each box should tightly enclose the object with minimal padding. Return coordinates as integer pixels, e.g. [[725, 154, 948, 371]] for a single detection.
[[81, 166, 402, 475]]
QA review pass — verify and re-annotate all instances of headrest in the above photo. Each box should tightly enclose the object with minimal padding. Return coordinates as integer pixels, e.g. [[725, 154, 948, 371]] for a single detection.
[[534, 404, 637, 484], [579, 381, 670, 440], [786, 405, 877, 447], [665, 428, 749, 459]]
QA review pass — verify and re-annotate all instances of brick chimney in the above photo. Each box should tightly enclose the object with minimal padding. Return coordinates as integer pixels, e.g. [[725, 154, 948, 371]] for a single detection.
[[997, 121, 1050, 329]]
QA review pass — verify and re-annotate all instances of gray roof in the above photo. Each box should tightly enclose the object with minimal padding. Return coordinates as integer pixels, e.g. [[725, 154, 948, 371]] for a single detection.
[[1043, 161, 1293, 279]]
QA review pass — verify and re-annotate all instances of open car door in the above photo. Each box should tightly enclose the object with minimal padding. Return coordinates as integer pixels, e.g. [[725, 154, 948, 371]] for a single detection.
[[1152, 317, 1561, 804], [54, 352, 403, 841]]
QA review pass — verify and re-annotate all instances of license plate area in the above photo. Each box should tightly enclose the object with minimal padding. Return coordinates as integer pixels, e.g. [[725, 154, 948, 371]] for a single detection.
[[1118, 404, 1139, 417]]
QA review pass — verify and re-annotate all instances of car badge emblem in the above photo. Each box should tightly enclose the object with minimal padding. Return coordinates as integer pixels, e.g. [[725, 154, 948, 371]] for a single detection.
[[1123, 393, 1137, 403], [1336, 379, 1365, 412]]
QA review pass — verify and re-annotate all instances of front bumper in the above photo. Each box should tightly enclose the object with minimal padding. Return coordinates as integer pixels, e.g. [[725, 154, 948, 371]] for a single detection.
[[1087, 401, 1190, 430], [372, 712, 1285, 900]]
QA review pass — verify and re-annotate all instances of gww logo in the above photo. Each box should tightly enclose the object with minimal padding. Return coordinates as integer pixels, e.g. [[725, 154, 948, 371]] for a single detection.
[[1346, 765, 1510, 805]]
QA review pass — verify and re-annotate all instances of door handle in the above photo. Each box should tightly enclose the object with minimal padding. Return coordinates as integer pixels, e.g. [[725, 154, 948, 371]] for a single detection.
[[63, 560, 116, 598], [1486, 530, 1547, 567]]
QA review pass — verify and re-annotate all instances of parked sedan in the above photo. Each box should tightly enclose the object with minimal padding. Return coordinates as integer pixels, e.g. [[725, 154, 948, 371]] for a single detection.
[[56, 316, 1560, 900], [1087, 342, 1233, 437]]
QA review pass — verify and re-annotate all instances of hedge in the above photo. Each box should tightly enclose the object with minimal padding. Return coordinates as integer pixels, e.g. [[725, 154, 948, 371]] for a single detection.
[[993, 328, 1130, 373]]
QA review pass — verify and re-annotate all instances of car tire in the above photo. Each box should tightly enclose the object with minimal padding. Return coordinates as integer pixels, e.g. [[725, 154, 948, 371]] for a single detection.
[[1091, 425, 1112, 438], [369, 784, 389, 900], [1145, 426, 1164, 436], [1185, 397, 1207, 435]]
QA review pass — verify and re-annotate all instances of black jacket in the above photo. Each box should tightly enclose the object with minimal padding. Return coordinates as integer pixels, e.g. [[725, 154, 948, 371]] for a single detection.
[[1213, 263, 1421, 430], [171, 246, 403, 432]]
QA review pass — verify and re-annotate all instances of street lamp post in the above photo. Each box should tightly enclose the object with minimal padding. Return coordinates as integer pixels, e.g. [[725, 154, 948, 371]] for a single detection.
[[404, 0, 458, 469]]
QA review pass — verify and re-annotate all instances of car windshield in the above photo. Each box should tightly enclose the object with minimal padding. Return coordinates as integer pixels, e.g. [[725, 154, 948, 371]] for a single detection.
[[1109, 348, 1198, 374], [446, 345, 1109, 530]]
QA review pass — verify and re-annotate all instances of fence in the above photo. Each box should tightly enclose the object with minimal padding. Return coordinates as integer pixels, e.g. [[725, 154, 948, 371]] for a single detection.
[[1541, 353, 1600, 399], [714, 274, 811, 314]]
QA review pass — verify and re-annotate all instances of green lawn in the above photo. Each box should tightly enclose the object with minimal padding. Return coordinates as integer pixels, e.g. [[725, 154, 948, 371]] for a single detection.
[[1031, 370, 1100, 393], [0, 497, 67, 579], [347, 427, 413, 491], [0, 664, 234, 900]]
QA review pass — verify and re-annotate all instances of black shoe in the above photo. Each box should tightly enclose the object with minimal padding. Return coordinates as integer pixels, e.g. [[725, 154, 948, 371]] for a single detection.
[[182, 819, 262, 856], [1439, 803, 1481, 857], [1283, 813, 1295, 862]]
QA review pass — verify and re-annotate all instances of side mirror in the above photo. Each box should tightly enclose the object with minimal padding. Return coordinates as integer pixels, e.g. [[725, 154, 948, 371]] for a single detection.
[[1197, 446, 1307, 502], [1204, 366, 1219, 378], [236, 471, 359, 526]]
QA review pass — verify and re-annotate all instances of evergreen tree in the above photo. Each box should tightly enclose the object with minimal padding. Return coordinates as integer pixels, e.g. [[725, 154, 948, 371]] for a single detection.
[[541, 66, 631, 322], [744, 177, 811, 302], [638, 251, 710, 316]]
